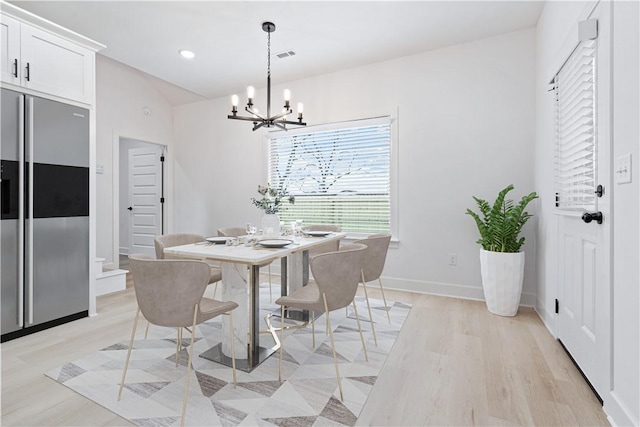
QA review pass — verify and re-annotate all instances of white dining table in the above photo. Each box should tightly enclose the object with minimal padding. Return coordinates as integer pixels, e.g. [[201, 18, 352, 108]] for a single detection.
[[164, 232, 346, 371]]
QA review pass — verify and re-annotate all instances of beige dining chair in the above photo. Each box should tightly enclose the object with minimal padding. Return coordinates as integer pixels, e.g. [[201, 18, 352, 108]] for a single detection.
[[217, 226, 275, 301], [302, 224, 342, 259], [275, 243, 368, 402], [354, 233, 392, 345], [118, 254, 237, 427]]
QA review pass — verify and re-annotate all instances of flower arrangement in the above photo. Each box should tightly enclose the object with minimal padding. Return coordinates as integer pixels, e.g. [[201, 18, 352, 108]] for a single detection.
[[251, 183, 295, 214]]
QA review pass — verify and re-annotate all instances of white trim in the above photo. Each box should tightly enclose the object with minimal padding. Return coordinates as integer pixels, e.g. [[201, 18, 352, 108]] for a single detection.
[[604, 391, 639, 427]]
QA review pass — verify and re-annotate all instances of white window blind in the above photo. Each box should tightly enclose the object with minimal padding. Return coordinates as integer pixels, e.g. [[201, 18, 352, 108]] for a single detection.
[[267, 117, 391, 234], [554, 38, 597, 211]]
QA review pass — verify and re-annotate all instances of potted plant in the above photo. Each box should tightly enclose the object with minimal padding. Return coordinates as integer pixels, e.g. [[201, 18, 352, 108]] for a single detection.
[[465, 184, 538, 316], [251, 183, 295, 238]]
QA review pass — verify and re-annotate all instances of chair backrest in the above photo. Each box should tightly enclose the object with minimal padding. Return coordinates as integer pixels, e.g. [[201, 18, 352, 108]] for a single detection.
[[354, 233, 392, 282], [128, 254, 210, 328], [310, 243, 366, 312], [304, 224, 343, 257], [154, 233, 204, 259], [217, 227, 246, 237]]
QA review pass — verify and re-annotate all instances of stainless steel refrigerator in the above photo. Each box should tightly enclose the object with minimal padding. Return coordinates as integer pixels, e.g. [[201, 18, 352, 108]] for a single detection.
[[1, 88, 89, 341]]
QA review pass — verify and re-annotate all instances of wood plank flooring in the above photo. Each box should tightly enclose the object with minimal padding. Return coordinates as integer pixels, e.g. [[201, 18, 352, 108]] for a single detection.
[[1, 273, 609, 426]]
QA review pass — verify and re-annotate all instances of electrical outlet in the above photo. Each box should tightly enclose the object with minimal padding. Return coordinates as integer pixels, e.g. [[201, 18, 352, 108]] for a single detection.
[[448, 253, 457, 266]]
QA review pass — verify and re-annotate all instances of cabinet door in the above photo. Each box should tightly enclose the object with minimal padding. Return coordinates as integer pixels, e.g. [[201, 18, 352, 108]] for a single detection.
[[0, 14, 21, 85], [20, 25, 93, 104]]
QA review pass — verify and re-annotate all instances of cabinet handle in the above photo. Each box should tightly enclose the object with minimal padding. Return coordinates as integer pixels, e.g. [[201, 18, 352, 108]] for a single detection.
[[25, 63, 30, 81], [13, 58, 18, 78]]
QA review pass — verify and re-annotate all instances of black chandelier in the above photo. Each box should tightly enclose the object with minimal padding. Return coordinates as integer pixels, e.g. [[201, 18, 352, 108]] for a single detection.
[[228, 22, 306, 131]]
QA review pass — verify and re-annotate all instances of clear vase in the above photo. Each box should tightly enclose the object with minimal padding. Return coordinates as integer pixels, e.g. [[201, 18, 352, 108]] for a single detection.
[[261, 213, 281, 239]]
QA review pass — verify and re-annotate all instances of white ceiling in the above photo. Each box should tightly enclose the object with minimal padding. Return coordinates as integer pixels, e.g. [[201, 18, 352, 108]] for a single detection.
[[10, 1, 544, 104]]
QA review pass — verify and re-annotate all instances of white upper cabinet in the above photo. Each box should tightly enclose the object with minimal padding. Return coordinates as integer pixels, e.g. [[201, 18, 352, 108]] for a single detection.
[[0, 6, 103, 105], [1, 14, 21, 85]]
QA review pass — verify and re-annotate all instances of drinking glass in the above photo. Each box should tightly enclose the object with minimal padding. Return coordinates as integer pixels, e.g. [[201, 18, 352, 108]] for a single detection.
[[246, 222, 257, 237]]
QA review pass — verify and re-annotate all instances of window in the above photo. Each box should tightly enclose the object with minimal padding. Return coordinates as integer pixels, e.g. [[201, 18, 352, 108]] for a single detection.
[[554, 38, 597, 211], [267, 117, 392, 235]]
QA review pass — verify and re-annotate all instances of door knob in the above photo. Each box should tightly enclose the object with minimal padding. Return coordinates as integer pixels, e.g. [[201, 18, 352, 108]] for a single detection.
[[127, 206, 133, 211], [581, 211, 603, 224]]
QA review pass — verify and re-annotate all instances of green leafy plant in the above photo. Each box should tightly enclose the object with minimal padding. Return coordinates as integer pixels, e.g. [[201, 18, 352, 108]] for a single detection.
[[466, 184, 538, 253], [251, 183, 295, 214]]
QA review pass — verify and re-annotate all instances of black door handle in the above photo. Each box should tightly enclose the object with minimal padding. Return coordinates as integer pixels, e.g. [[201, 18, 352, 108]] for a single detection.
[[582, 211, 603, 224], [127, 206, 133, 211]]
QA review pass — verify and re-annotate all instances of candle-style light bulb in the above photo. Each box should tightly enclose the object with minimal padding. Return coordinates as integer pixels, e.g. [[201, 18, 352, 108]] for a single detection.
[[297, 103, 304, 114], [247, 86, 255, 99], [231, 94, 239, 107], [283, 89, 291, 101]]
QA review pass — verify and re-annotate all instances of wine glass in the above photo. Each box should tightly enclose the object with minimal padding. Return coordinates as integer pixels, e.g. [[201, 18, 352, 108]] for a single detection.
[[246, 222, 257, 238]]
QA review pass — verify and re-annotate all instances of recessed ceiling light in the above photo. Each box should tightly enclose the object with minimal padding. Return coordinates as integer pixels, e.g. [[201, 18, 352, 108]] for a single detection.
[[179, 50, 195, 59]]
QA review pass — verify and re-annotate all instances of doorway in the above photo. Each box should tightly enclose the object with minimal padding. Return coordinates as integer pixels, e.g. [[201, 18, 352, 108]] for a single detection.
[[119, 138, 166, 257]]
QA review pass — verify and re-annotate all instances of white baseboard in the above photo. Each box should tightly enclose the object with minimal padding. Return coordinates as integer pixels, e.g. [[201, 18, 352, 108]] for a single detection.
[[605, 390, 639, 427], [534, 297, 556, 337], [268, 265, 535, 307]]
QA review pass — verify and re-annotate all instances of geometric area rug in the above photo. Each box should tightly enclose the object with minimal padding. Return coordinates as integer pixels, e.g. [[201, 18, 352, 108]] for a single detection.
[[45, 288, 411, 427]]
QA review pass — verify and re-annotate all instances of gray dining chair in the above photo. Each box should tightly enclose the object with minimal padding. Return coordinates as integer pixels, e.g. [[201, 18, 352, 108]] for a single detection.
[[275, 243, 368, 402], [353, 233, 392, 345], [154, 233, 222, 285], [302, 224, 342, 259], [118, 254, 237, 427], [218, 226, 275, 301]]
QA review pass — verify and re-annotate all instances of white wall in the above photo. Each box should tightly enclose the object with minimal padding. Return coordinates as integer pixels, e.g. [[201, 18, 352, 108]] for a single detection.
[[173, 28, 537, 303], [535, 1, 639, 425], [95, 55, 175, 266]]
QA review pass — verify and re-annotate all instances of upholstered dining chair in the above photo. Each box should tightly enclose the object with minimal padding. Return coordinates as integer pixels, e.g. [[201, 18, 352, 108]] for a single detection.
[[218, 226, 275, 301], [118, 254, 238, 427], [302, 224, 342, 259], [353, 233, 392, 345], [154, 233, 222, 284], [275, 243, 368, 402]]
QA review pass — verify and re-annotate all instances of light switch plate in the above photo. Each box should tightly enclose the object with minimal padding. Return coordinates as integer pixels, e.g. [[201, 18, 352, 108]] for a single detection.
[[96, 164, 105, 174], [616, 153, 631, 184]]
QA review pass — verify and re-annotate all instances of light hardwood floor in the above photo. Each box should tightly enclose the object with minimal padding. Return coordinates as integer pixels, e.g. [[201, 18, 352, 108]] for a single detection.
[[1, 271, 609, 426]]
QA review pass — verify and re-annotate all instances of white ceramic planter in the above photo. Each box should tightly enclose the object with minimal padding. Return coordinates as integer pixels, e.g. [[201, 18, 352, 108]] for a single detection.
[[479, 249, 525, 316]]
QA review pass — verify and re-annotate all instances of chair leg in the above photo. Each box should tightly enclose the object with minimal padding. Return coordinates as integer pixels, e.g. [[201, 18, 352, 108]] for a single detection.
[[212, 282, 218, 299], [228, 312, 237, 387], [323, 293, 344, 402], [144, 320, 150, 339], [352, 299, 369, 362], [361, 270, 378, 347], [378, 277, 391, 324], [311, 311, 316, 349], [268, 265, 272, 302], [175, 327, 181, 367], [118, 308, 140, 401], [181, 304, 199, 427], [278, 305, 285, 383]]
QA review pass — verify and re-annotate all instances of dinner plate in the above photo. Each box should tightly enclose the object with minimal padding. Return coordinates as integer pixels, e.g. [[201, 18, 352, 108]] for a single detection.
[[205, 236, 234, 244], [304, 230, 332, 237], [257, 239, 293, 248]]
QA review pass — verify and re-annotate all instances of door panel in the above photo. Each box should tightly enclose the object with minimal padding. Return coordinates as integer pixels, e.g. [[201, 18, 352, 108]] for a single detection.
[[1, 218, 20, 334], [27, 217, 89, 326], [128, 146, 162, 256]]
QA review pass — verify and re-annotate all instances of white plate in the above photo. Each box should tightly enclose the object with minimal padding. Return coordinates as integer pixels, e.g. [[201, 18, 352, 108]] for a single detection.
[[304, 230, 332, 237], [206, 236, 234, 244], [258, 239, 293, 248]]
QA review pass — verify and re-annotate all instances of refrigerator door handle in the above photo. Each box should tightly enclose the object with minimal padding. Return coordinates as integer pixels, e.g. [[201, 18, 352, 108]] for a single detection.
[[27, 96, 34, 326], [18, 95, 25, 328]]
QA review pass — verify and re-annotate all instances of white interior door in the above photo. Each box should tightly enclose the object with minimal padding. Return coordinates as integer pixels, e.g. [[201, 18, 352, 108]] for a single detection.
[[556, 3, 610, 400], [128, 146, 163, 257]]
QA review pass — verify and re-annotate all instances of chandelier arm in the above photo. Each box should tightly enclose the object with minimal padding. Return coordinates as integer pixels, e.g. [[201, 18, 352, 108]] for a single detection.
[[279, 119, 308, 126], [270, 110, 293, 121], [245, 106, 266, 121], [274, 122, 288, 131], [227, 115, 266, 122], [252, 122, 267, 132]]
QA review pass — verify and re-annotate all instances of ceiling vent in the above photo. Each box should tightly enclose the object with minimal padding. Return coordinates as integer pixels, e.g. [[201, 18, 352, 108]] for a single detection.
[[275, 50, 296, 59]]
